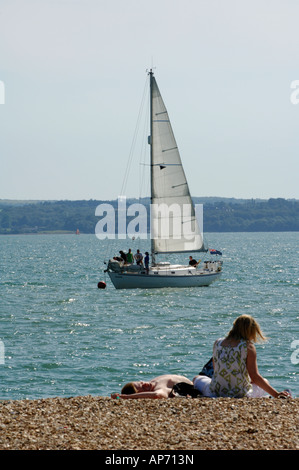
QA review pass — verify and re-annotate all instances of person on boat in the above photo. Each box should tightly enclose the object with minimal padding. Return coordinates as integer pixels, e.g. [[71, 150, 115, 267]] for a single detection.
[[126, 248, 134, 264], [144, 251, 149, 273], [111, 374, 193, 399], [134, 249, 143, 265], [189, 256, 199, 267], [119, 251, 127, 263], [193, 314, 291, 399], [113, 256, 123, 262]]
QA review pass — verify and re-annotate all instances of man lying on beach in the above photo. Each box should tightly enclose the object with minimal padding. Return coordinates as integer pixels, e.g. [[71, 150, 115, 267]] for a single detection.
[[111, 374, 193, 399]]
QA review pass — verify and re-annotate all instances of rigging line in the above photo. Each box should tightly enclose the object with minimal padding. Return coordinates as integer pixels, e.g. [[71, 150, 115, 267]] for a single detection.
[[138, 90, 150, 201], [120, 75, 149, 197], [172, 182, 187, 188], [155, 163, 181, 166], [134, 94, 150, 250], [140, 163, 181, 167]]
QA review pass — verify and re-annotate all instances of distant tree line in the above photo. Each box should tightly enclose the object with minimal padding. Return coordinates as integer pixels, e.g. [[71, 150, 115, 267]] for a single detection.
[[200, 198, 299, 232], [0, 197, 298, 234]]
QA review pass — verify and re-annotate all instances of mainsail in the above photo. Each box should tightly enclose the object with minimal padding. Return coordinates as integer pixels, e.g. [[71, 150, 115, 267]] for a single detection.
[[149, 72, 205, 254]]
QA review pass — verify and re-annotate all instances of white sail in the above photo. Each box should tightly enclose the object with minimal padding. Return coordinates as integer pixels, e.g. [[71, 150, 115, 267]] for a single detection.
[[150, 74, 205, 254]]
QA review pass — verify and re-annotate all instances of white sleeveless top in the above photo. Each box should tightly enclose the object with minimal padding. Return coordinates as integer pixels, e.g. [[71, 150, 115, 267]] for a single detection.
[[209, 338, 253, 398]]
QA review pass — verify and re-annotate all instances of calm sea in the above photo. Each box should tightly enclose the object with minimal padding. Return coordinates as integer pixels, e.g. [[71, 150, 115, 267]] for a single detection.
[[0, 232, 298, 400]]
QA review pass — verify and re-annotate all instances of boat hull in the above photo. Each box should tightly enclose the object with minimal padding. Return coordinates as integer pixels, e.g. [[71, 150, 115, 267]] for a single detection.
[[108, 270, 221, 289]]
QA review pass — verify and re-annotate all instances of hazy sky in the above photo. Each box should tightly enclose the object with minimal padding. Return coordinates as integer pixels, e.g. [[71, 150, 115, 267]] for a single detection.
[[1, 0, 299, 201]]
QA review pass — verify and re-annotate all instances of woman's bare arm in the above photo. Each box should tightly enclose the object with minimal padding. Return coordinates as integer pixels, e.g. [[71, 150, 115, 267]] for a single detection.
[[246, 342, 289, 398]]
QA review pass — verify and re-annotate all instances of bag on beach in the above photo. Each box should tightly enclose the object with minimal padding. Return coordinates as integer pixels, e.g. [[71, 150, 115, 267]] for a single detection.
[[170, 382, 202, 398], [198, 357, 214, 378]]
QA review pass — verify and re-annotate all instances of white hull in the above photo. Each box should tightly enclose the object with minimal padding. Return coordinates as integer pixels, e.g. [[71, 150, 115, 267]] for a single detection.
[[108, 264, 221, 289]]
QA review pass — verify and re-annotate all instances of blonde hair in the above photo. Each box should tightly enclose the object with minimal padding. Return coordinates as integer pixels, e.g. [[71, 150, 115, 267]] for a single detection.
[[227, 315, 267, 343], [121, 382, 138, 395]]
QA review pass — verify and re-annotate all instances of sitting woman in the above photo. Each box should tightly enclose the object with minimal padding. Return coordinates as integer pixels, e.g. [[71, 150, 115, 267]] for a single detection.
[[193, 314, 290, 398]]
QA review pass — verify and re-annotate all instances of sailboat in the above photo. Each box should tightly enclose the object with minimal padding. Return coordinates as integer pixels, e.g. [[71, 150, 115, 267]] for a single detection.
[[106, 70, 222, 289]]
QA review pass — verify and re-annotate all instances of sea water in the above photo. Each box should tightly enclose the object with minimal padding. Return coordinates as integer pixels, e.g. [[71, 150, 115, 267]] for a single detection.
[[0, 232, 298, 400]]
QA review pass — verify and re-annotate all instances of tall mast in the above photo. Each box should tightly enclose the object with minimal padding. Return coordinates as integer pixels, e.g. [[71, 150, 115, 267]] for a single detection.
[[149, 69, 155, 264], [149, 68, 154, 201]]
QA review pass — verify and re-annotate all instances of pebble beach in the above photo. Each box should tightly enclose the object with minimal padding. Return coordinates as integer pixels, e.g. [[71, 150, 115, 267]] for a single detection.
[[0, 395, 298, 451]]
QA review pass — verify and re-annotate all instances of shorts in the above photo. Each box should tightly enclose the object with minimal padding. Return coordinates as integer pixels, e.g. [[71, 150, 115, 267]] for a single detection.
[[193, 376, 214, 397]]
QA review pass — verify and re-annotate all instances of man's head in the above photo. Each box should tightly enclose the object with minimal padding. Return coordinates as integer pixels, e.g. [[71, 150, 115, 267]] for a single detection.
[[121, 381, 154, 394]]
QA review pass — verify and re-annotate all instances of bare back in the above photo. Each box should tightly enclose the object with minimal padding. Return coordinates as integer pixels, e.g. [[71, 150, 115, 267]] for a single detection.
[[151, 374, 193, 391]]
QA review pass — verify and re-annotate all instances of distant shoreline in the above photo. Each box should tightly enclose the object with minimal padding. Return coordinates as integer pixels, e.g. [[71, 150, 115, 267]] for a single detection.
[[0, 230, 299, 235], [0, 197, 298, 234]]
